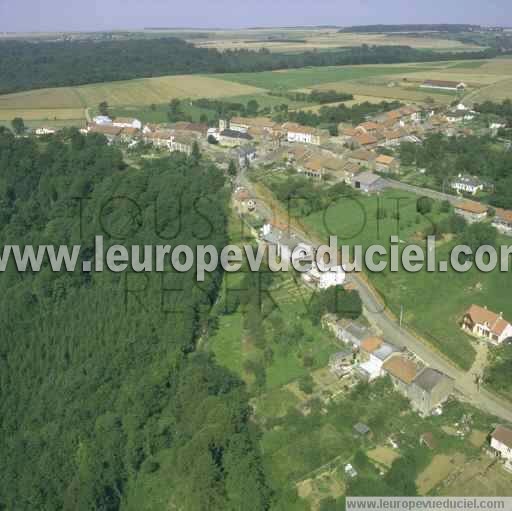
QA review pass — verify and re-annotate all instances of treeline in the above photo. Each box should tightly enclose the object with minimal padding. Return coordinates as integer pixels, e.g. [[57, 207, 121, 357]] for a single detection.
[[276, 100, 402, 134], [0, 129, 272, 510], [474, 99, 512, 121], [0, 37, 500, 94], [268, 89, 354, 104], [399, 133, 512, 208], [339, 24, 481, 33]]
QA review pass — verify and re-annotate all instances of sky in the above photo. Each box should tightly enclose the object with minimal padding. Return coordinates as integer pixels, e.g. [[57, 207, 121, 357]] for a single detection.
[[0, 0, 511, 33]]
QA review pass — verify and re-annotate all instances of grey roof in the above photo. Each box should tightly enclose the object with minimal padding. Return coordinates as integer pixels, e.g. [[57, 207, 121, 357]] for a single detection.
[[330, 349, 353, 361], [221, 129, 253, 140], [354, 422, 370, 435], [413, 367, 452, 392], [354, 172, 382, 186], [343, 323, 370, 345], [261, 229, 298, 250], [237, 146, 256, 157], [372, 342, 400, 362]]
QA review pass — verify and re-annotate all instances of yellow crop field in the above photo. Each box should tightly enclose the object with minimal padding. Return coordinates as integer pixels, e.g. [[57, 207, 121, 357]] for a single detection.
[[0, 108, 85, 121], [0, 87, 84, 110], [193, 29, 485, 54], [73, 75, 265, 107]]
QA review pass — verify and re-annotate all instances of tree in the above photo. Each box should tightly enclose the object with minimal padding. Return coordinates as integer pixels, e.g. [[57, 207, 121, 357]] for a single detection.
[[191, 141, 201, 164], [246, 99, 259, 117], [460, 222, 497, 255], [228, 160, 237, 177], [11, 117, 25, 135], [98, 101, 109, 116], [298, 374, 314, 394], [207, 134, 218, 145], [416, 196, 433, 215]]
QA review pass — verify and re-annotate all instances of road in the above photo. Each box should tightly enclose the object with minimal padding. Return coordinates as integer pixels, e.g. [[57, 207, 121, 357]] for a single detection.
[[239, 170, 512, 423]]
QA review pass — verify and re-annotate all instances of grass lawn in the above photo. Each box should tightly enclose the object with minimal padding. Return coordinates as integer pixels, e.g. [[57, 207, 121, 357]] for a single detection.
[[290, 188, 481, 369]]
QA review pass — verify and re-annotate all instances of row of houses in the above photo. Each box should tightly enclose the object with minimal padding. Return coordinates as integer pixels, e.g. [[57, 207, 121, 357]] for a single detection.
[[453, 200, 512, 234], [325, 317, 455, 417]]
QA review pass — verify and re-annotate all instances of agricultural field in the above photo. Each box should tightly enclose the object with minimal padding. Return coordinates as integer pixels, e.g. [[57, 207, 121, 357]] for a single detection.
[[2, 57, 512, 129], [189, 28, 487, 54]]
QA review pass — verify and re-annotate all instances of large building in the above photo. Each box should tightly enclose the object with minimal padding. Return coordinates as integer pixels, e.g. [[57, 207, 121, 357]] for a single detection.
[[283, 123, 323, 145], [112, 117, 142, 130], [420, 80, 466, 92]]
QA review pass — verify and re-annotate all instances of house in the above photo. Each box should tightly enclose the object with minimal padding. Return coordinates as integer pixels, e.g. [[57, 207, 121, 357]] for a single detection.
[[171, 122, 208, 138], [454, 201, 487, 223], [119, 127, 140, 142], [356, 336, 388, 381], [93, 115, 112, 125], [492, 208, 512, 236], [302, 262, 346, 290], [450, 175, 483, 195], [490, 425, 512, 469], [283, 122, 323, 145], [375, 154, 399, 174], [383, 354, 419, 395], [347, 149, 376, 169], [300, 158, 325, 180], [408, 368, 454, 417], [143, 129, 173, 149], [112, 117, 142, 130], [380, 129, 408, 147], [324, 318, 370, 348], [260, 223, 298, 261], [171, 135, 194, 155], [357, 121, 381, 135], [88, 124, 122, 142], [447, 110, 475, 123], [237, 146, 257, 168], [219, 129, 253, 147], [420, 80, 466, 92], [329, 349, 354, 377], [461, 305, 512, 344], [352, 132, 378, 149], [351, 171, 387, 193], [230, 116, 277, 136]]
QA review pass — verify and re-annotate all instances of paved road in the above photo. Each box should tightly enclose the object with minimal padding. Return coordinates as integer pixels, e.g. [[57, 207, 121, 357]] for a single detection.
[[384, 178, 461, 204], [240, 172, 512, 423]]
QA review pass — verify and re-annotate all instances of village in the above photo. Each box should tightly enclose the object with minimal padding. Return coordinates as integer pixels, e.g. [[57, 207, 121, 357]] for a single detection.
[[31, 77, 512, 502]]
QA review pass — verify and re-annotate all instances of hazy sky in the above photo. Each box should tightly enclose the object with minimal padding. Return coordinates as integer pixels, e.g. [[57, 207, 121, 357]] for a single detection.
[[0, 0, 510, 33]]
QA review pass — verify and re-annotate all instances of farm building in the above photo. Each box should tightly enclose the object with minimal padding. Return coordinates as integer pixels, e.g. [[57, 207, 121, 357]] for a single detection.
[[461, 305, 512, 345], [490, 426, 512, 470], [351, 171, 387, 193], [450, 175, 483, 195], [453, 201, 487, 223], [420, 80, 466, 92], [408, 368, 454, 417]]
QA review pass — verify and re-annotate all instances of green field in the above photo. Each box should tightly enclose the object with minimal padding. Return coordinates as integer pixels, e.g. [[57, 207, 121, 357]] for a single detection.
[[218, 65, 437, 91]]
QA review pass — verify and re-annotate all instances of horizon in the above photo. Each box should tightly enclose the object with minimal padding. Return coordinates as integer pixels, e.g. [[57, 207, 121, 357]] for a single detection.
[[1, 0, 512, 34]]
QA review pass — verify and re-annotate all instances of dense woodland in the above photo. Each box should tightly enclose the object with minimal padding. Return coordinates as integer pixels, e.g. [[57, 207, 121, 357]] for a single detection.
[[0, 129, 274, 510], [0, 37, 500, 95]]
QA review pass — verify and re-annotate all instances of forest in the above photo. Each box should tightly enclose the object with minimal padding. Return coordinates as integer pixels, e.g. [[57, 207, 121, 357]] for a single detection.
[[0, 128, 272, 510], [0, 37, 500, 95]]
